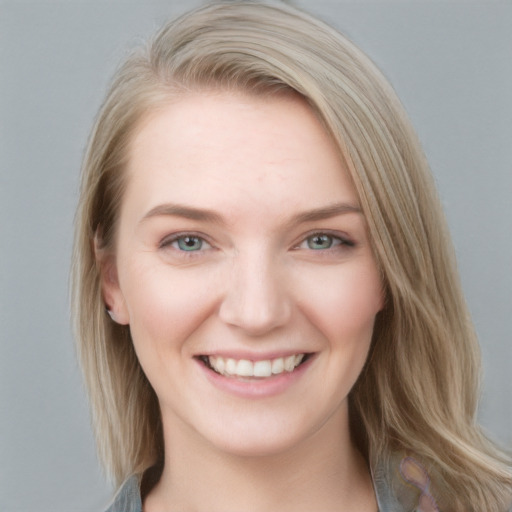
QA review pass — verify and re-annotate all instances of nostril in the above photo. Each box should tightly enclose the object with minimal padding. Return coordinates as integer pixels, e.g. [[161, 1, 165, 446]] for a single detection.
[[218, 290, 292, 335]]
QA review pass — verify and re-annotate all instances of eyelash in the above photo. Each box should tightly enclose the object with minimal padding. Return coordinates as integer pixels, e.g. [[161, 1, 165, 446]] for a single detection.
[[158, 230, 355, 256], [295, 231, 355, 252], [159, 232, 213, 255]]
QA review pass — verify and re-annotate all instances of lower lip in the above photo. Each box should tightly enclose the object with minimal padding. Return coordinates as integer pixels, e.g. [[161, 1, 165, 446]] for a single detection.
[[196, 356, 315, 399]]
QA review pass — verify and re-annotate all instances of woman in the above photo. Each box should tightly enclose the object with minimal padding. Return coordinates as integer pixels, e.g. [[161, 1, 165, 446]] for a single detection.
[[72, 2, 512, 511]]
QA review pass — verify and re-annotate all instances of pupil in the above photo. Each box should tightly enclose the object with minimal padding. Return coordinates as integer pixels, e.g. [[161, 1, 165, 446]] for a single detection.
[[180, 236, 201, 250], [309, 234, 331, 250]]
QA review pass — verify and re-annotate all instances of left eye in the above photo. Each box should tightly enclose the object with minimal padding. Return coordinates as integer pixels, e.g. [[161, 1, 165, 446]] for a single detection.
[[171, 235, 210, 252], [301, 233, 346, 250]]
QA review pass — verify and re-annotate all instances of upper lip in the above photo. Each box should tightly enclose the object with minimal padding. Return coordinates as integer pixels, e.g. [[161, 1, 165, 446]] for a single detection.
[[195, 350, 313, 362]]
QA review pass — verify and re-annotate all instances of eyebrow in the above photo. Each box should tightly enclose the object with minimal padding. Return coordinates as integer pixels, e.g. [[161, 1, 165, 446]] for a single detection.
[[288, 202, 362, 225], [140, 204, 224, 224], [140, 202, 362, 226]]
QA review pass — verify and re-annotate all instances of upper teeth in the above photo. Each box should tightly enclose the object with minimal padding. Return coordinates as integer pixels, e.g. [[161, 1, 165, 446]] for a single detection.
[[208, 354, 305, 378]]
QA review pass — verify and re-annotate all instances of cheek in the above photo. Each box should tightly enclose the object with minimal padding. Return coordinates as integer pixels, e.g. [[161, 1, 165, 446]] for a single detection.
[[295, 262, 383, 342], [120, 261, 219, 354]]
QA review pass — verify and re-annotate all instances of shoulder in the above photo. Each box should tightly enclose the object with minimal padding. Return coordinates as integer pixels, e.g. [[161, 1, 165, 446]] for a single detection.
[[373, 455, 438, 512], [102, 462, 412, 512], [104, 475, 142, 512], [101, 463, 512, 512], [372, 456, 419, 512], [374, 456, 512, 512], [102, 471, 401, 512]]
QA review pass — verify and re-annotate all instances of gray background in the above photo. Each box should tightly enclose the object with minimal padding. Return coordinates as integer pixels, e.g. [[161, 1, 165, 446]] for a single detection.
[[1, 1, 511, 511]]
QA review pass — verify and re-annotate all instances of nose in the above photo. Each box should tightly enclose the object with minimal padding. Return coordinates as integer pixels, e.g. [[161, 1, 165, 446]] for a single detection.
[[218, 251, 292, 336]]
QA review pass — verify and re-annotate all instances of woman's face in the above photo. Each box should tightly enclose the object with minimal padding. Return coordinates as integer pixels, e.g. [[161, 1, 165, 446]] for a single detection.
[[102, 91, 383, 457]]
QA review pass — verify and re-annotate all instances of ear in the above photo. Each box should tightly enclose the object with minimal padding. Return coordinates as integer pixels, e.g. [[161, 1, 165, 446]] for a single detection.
[[94, 237, 130, 325]]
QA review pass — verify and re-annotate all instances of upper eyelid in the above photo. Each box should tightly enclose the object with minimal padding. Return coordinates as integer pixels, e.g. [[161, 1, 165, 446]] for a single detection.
[[294, 230, 354, 247], [159, 231, 213, 249], [157, 229, 355, 250]]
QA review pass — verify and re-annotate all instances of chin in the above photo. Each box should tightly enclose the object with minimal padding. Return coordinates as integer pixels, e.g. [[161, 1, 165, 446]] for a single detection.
[[207, 430, 307, 459], [193, 406, 339, 460]]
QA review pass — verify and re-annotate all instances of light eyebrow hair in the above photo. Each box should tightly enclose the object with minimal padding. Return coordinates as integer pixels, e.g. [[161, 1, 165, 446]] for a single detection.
[[139, 201, 361, 226], [140, 203, 224, 224], [287, 202, 362, 226]]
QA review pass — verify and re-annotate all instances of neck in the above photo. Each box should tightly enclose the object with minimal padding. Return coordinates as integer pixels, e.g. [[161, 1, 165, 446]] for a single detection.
[[144, 412, 377, 512]]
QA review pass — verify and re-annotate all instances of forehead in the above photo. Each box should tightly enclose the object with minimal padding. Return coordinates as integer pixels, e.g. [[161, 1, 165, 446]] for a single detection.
[[122, 90, 359, 223]]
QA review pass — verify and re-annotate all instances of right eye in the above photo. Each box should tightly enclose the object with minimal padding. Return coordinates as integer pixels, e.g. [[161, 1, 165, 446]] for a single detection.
[[160, 234, 212, 253]]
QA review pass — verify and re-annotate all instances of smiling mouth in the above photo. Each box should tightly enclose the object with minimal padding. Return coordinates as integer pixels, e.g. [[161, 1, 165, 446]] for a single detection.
[[198, 354, 312, 379]]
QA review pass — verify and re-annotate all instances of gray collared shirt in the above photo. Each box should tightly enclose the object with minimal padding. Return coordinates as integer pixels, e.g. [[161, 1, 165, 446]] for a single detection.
[[104, 459, 422, 512], [103, 457, 512, 512]]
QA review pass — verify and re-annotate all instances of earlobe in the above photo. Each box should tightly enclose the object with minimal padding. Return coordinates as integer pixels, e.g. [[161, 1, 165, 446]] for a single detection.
[[105, 307, 118, 322], [94, 236, 130, 325], [100, 258, 130, 325]]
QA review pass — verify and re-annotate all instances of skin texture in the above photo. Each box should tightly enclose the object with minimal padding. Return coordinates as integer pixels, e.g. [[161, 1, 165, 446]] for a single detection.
[[101, 91, 382, 511]]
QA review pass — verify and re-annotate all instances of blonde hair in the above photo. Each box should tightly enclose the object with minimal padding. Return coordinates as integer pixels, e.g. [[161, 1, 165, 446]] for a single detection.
[[72, 2, 512, 510]]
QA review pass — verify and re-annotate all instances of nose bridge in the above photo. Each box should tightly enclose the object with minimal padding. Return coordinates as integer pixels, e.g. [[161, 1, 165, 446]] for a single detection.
[[219, 245, 291, 335]]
